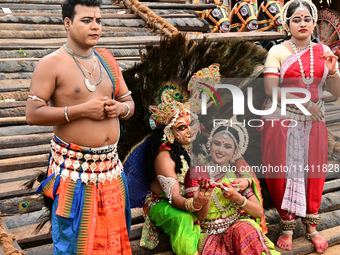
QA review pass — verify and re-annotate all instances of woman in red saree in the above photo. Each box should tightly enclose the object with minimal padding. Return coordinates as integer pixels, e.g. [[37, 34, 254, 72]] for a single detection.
[[261, 0, 339, 253], [185, 123, 279, 255]]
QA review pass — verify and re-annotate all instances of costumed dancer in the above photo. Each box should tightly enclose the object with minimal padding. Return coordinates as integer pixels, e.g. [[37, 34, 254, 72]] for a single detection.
[[120, 33, 267, 253], [185, 122, 280, 255], [25, 0, 133, 254], [261, 0, 339, 253], [140, 82, 212, 255]]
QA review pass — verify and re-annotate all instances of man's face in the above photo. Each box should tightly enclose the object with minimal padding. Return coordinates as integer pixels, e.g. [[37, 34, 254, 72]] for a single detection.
[[66, 5, 102, 48]]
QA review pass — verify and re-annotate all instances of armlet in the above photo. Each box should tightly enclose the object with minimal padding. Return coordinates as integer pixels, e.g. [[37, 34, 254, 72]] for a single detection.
[[157, 175, 176, 204]]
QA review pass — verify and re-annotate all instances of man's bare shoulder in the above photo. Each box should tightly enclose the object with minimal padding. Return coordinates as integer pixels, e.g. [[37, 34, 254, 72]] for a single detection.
[[37, 48, 65, 66]]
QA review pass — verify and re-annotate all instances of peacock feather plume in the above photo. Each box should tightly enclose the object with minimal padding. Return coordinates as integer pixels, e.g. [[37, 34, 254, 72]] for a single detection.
[[120, 33, 267, 162]]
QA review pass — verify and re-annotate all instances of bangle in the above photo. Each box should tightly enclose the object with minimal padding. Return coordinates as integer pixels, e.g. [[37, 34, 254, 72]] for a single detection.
[[327, 69, 339, 78], [64, 106, 70, 122], [306, 100, 313, 111], [238, 196, 247, 208], [120, 103, 130, 118], [246, 179, 251, 189], [192, 199, 202, 211], [235, 195, 243, 204], [185, 198, 201, 212], [117, 90, 132, 100]]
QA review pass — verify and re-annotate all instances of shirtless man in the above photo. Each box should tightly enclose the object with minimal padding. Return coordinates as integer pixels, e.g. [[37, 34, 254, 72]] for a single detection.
[[26, 0, 133, 254]]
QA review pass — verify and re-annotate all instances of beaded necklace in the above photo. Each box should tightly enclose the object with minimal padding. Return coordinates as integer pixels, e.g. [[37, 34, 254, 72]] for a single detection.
[[209, 163, 235, 218], [290, 40, 314, 88]]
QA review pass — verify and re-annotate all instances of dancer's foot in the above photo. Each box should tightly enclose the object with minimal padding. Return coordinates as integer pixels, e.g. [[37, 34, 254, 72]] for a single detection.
[[276, 231, 293, 251], [306, 230, 328, 254]]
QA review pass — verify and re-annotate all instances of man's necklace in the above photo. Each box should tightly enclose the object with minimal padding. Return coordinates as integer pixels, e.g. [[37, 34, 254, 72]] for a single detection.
[[63, 44, 103, 92], [290, 40, 314, 88]]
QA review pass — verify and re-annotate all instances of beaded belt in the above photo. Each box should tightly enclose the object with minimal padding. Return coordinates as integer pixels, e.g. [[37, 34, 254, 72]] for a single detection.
[[50, 137, 123, 185], [200, 211, 241, 235], [265, 98, 325, 121], [144, 191, 165, 209]]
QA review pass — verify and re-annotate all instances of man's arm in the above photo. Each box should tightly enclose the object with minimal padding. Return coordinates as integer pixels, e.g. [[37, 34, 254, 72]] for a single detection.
[[26, 55, 108, 126]]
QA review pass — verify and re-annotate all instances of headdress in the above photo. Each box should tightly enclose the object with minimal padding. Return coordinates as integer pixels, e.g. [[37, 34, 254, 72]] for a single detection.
[[149, 84, 190, 144], [206, 116, 249, 163], [281, 0, 318, 33], [149, 63, 221, 144], [188, 63, 221, 116]]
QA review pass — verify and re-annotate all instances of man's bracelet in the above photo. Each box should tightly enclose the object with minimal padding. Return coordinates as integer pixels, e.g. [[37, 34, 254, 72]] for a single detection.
[[64, 106, 70, 122], [120, 103, 130, 118], [117, 90, 132, 100]]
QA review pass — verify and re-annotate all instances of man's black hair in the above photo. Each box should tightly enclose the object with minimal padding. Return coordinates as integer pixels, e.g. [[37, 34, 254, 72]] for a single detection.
[[62, 0, 102, 21]]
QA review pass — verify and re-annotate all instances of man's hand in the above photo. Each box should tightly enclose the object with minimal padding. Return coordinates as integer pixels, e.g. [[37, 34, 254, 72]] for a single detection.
[[104, 100, 127, 118], [82, 97, 108, 120]]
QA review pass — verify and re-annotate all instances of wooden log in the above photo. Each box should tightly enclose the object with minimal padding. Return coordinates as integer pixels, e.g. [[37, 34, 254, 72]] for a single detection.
[[0, 91, 28, 102], [0, 154, 49, 173], [0, 72, 32, 80], [0, 179, 39, 199], [0, 0, 113, 4], [0, 107, 25, 117], [0, 48, 140, 59], [163, 17, 209, 32], [0, 79, 30, 92], [323, 179, 340, 194], [0, 125, 52, 137], [0, 166, 45, 185], [0, 133, 53, 149], [4, 210, 46, 229], [23, 243, 54, 255], [0, 32, 286, 50], [9, 222, 52, 249], [0, 30, 155, 39], [0, 59, 37, 73], [0, 13, 197, 20], [0, 58, 137, 72], [130, 2, 216, 10], [0, 144, 50, 160], [0, 101, 26, 109], [0, 4, 120, 10], [0, 116, 27, 126]]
